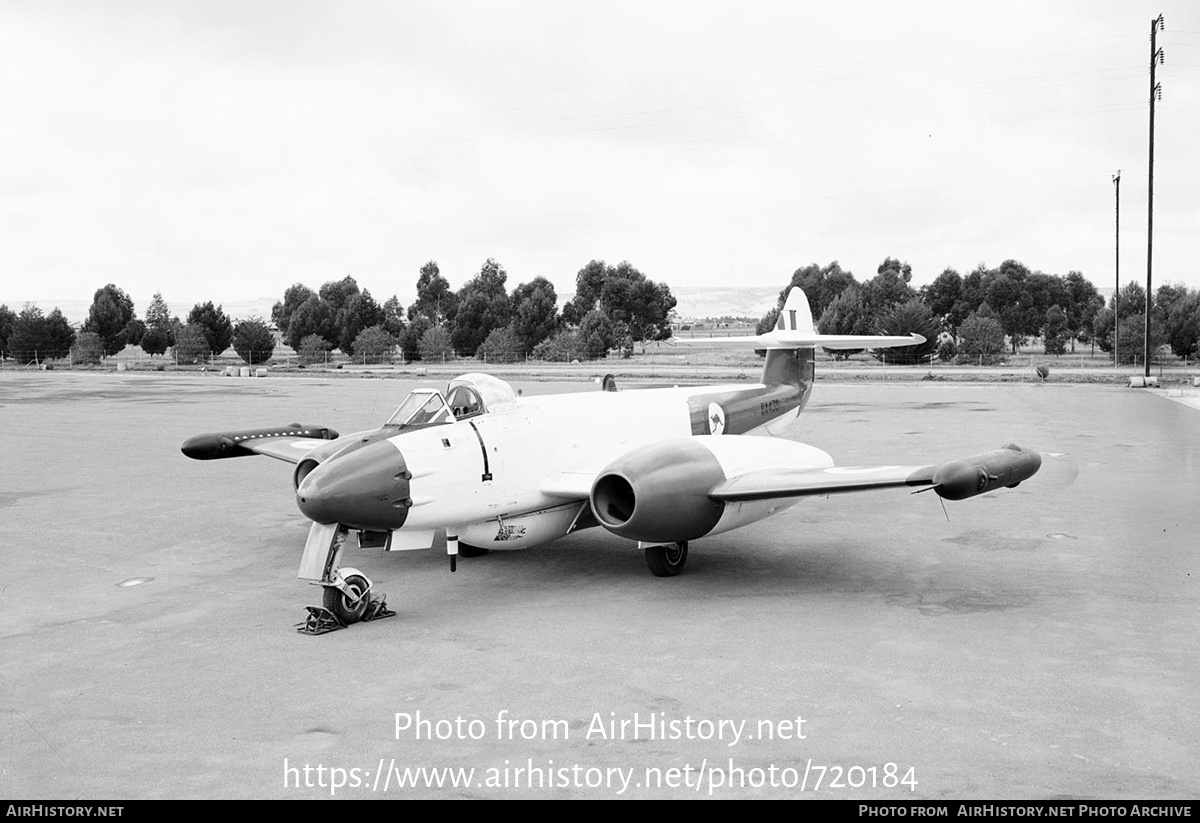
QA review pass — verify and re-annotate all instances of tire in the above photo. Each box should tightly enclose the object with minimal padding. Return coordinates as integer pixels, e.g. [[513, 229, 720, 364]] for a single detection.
[[645, 541, 688, 577], [458, 543, 490, 558], [324, 573, 370, 624]]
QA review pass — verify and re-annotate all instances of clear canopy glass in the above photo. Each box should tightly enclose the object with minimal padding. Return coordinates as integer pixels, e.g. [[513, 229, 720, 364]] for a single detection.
[[384, 389, 453, 428], [384, 374, 519, 428]]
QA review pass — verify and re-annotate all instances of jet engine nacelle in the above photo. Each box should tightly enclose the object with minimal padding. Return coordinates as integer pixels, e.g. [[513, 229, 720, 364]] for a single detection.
[[291, 429, 397, 491], [293, 438, 352, 489], [590, 436, 833, 544]]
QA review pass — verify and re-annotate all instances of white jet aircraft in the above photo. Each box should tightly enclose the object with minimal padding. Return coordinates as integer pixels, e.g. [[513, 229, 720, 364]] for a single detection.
[[183, 288, 1041, 630]]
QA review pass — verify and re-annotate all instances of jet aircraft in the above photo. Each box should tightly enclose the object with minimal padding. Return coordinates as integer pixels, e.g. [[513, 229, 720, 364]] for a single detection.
[[182, 288, 1041, 629]]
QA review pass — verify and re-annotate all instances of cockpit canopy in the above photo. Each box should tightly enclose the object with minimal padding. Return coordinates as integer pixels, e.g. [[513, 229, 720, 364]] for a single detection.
[[447, 373, 518, 417], [384, 374, 518, 428]]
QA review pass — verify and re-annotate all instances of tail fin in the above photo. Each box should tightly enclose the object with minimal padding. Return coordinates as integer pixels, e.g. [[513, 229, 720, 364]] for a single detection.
[[774, 288, 815, 336], [752, 289, 816, 391]]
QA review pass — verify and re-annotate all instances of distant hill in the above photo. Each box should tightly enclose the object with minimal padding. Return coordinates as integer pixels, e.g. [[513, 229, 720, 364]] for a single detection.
[[668, 286, 780, 321]]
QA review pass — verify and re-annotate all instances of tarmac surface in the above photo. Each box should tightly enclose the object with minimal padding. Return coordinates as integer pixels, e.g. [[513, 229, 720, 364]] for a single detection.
[[1, 370, 1197, 799]]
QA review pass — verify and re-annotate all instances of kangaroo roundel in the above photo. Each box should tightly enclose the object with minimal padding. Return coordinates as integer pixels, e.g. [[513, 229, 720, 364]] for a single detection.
[[708, 403, 726, 435]]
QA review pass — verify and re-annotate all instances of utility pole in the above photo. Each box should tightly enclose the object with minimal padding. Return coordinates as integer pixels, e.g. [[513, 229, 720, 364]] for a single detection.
[[1113, 170, 1120, 367], [1145, 13, 1164, 378]]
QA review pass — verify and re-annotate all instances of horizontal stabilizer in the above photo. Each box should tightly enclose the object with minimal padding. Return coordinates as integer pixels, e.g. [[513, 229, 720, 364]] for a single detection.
[[672, 286, 924, 350], [674, 331, 925, 350]]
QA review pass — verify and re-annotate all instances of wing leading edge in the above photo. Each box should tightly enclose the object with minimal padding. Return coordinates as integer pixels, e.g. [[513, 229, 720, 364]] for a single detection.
[[711, 444, 1042, 503]]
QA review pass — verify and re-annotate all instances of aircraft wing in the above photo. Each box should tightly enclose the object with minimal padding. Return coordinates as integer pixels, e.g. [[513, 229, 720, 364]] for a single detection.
[[543, 443, 1040, 505], [711, 463, 935, 500], [181, 424, 340, 465], [716, 444, 1041, 502]]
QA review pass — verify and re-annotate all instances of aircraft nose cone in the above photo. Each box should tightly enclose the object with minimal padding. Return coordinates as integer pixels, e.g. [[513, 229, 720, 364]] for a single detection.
[[296, 440, 410, 530]]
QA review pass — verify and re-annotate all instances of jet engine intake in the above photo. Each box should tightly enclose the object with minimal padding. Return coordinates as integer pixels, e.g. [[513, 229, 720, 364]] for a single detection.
[[590, 438, 726, 543]]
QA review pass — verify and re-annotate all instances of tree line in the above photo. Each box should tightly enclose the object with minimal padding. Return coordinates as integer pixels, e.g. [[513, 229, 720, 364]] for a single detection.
[[0, 258, 677, 366], [4, 256, 1197, 367], [271, 258, 676, 364], [756, 257, 1200, 365], [0, 285, 277, 366]]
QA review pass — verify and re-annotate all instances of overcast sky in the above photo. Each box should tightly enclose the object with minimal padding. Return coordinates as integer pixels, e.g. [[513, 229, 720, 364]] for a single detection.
[[2, 0, 1199, 316]]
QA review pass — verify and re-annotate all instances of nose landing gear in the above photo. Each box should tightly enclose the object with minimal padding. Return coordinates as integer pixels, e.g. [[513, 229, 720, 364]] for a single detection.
[[296, 522, 396, 635]]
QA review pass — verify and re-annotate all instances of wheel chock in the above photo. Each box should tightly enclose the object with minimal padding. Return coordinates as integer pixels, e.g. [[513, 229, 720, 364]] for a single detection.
[[361, 594, 396, 622], [295, 595, 396, 635], [296, 605, 345, 635]]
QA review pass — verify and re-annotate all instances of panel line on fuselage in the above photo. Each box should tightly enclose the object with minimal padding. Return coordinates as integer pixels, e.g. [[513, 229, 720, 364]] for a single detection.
[[467, 421, 493, 482]]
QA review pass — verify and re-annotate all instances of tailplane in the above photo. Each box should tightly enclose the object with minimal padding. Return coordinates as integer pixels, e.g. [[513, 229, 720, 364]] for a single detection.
[[757, 287, 924, 351], [670, 286, 925, 390], [672, 287, 924, 352]]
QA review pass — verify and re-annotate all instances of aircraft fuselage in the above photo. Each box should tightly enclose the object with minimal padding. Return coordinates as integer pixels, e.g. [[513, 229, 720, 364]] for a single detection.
[[293, 378, 813, 551]]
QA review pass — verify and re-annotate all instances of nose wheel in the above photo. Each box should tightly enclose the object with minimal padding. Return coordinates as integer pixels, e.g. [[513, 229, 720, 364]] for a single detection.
[[324, 573, 370, 624]]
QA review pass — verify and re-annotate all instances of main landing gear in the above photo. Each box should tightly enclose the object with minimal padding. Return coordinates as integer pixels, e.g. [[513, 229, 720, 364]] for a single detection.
[[644, 541, 688, 577], [296, 523, 396, 635]]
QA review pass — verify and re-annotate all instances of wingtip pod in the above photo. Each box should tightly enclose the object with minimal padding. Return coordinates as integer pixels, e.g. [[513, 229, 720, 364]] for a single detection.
[[931, 444, 1042, 501], [181, 424, 339, 460], [181, 433, 240, 460]]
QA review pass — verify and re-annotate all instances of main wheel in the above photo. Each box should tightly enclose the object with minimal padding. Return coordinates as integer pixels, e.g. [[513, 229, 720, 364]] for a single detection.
[[458, 543, 490, 558], [645, 541, 688, 577], [324, 573, 370, 624]]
